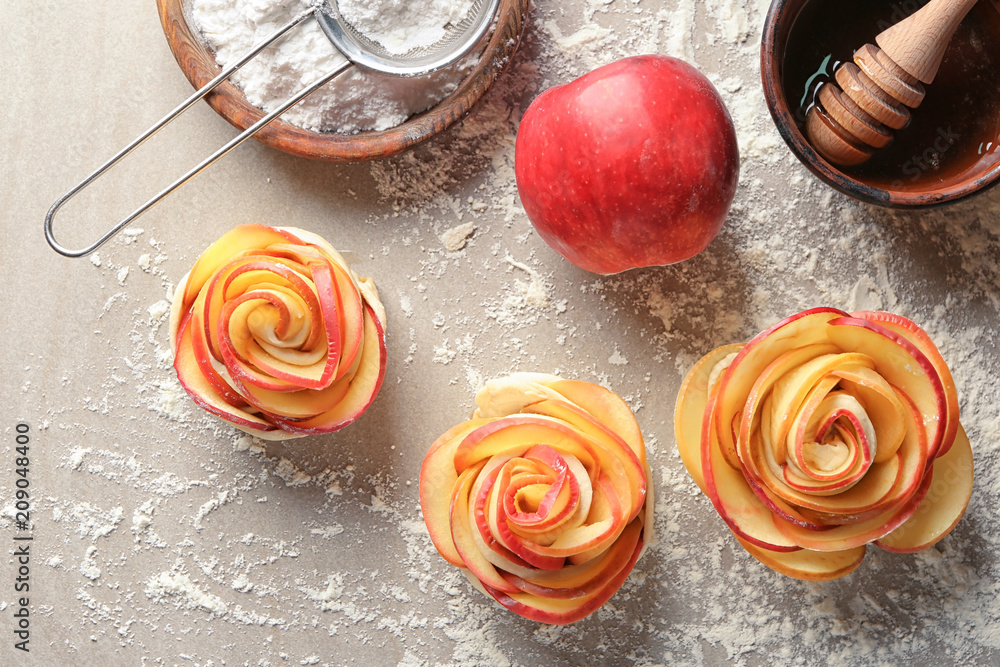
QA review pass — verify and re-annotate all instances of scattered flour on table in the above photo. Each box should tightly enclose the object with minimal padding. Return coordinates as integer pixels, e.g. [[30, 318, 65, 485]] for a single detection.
[[51, 501, 125, 541], [79, 546, 102, 581], [440, 221, 476, 251], [131, 500, 155, 535], [145, 571, 229, 616], [23, 0, 1000, 664]]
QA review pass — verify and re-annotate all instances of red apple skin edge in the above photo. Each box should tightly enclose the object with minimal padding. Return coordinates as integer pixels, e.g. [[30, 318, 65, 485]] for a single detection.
[[515, 55, 740, 275]]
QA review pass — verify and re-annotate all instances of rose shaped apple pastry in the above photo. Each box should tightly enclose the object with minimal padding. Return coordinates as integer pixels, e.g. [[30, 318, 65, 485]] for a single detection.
[[168, 224, 387, 440], [420, 373, 653, 624], [675, 308, 973, 580]]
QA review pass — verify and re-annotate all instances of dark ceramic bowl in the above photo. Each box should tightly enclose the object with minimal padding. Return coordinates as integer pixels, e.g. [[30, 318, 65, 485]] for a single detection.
[[761, 0, 1000, 208]]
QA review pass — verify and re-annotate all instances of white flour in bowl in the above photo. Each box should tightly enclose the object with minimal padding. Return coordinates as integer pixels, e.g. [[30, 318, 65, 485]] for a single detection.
[[185, 0, 479, 133], [338, 0, 475, 55]]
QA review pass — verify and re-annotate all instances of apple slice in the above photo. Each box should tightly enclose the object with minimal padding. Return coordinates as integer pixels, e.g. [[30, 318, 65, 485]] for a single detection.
[[271, 304, 387, 435], [739, 463, 830, 531], [419, 418, 494, 567], [187, 295, 247, 409], [449, 459, 521, 594], [224, 257, 355, 388], [222, 260, 326, 354], [784, 393, 872, 489], [479, 530, 644, 625], [478, 415, 637, 527], [233, 369, 353, 419], [523, 399, 646, 521], [453, 416, 598, 475], [876, 424, 973, 552], [737, 537, 866, 581], [469, 454, 555, 574], [826, 316, 947, 459], [499, 517, 643, 599], [829, 364, 907, 463], [491, 472, 625, 561], [747, 421, 901, 517], [773, 465, 933, 552], [735, 345, 843, 476], [180, 224, 298, 312], [703, 409, 801, 552], [501, 446, 582, 538], [675, 344, 743, 493], [546, 379, 647, 466], [750, 388, 929, 523], [715, 308, 848, 468], [301, 253, 365, 382], [173, 312, 277, 435], [220, 292, 333, 390], [249, 243, 365, 377], [760, 352, 874, 464], [852, 311, 959, 457]]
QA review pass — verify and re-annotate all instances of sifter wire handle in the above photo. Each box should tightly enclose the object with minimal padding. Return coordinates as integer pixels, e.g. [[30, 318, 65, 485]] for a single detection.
[[44, 8, 350, 258]]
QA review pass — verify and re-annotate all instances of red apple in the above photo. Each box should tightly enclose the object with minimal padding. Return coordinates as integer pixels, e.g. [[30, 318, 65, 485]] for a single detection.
[[514, 55, 740, 274]]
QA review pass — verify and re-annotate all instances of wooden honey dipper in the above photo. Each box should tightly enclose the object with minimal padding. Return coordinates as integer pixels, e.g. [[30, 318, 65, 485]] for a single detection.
[[806, 0, 979, 167]]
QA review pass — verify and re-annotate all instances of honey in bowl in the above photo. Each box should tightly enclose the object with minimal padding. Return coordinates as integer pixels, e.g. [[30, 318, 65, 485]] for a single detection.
[[783, 0, 1000, 193]]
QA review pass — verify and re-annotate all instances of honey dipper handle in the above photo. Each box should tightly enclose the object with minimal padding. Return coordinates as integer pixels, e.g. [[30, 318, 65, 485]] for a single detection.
[[876, 0, 980, 83]]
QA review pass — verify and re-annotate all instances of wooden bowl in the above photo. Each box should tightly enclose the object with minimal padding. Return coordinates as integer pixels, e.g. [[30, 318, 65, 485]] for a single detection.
[[156, 0, 529, 161], [761, 0, 1000, 208]]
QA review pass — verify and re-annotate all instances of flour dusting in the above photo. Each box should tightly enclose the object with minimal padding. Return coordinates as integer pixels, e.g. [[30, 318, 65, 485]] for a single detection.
[[16, 0, 1000, 664]]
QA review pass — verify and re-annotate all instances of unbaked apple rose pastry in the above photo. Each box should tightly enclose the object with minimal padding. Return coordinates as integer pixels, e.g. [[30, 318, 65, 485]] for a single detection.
[[168, 224, 387, 440], [420, 373, 653, 624], [675, 308, 973, 580]]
